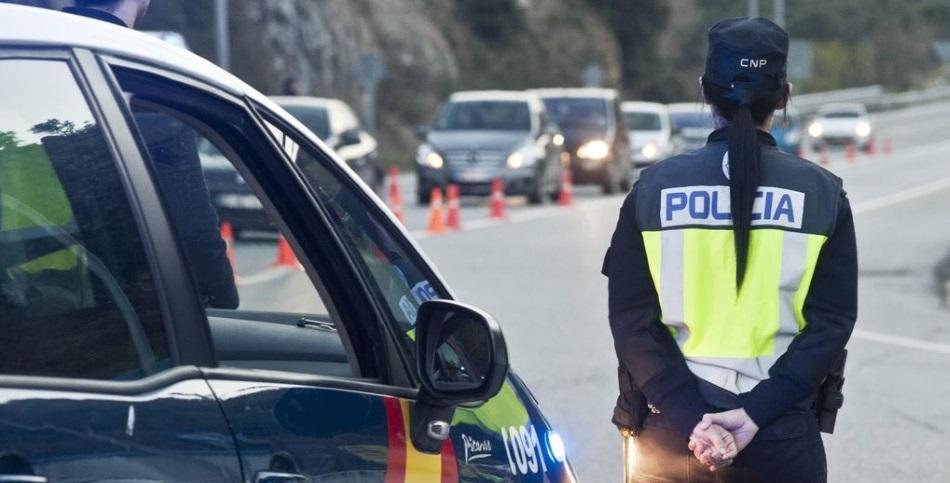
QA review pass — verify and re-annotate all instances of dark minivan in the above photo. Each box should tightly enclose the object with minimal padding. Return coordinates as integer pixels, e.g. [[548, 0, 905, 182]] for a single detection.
[[533, 88, 633, 194]]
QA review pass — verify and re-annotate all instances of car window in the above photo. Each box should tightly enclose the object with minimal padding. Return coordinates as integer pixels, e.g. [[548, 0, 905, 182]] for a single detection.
[[670, 111, 715, 129], [281, 104, 331, 140], [624, 111, 663, 131], [822, 111, 860, 119], [434, 101, 531, 132], [541, 97, 609, 130], [263, 119, 445, 351], [0, 58, 169, 380], [114, 72, 356, 378]]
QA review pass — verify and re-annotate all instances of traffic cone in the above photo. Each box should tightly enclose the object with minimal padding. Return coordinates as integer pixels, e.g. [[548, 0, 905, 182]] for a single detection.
[[884, 138, 893, 156], [489, 178, 507, 219], [796, 144, 805, 159], [220, 222, 237, 273], [273, 235, 302, 269], [445, 184, 462, 230], [557, 168, 574, 206], [426, 187, 447, 234], [846, 142, 857, 163], [819, 145, 830, 166], [387, 166, 405, 224], [866, 139, 877, 158]]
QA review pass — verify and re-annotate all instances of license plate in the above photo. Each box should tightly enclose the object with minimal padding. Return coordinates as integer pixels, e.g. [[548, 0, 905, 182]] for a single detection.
[[216, 194, 263, 209], [457, 169, 493, 182]]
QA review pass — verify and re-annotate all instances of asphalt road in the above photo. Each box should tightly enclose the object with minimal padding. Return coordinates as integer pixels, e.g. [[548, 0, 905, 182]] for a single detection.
[[230, 100, 950, 482]]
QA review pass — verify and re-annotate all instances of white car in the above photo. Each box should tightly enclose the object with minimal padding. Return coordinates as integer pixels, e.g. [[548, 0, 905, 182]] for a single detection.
[[667, 102, 716, 154], [807, 103, 873, 150], [621, 101, 675, 167]]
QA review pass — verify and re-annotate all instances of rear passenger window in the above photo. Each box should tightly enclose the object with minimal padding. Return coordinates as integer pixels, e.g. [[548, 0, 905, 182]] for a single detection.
[[0, 58, 169, 380]]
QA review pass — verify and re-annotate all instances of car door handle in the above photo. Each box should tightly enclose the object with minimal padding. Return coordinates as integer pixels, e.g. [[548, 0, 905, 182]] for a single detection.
[[0, 476, 48, 483], [254, 471, 310, 483]]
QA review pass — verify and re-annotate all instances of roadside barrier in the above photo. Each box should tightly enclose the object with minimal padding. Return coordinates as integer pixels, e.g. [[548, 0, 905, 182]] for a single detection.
[[445, 184, 462, 230], [558, 168, 574, 206], [387, 166, 405, 224], [426, 187, 447, 234], [273, 235, 302, 269], [489, 178, 507, 219]]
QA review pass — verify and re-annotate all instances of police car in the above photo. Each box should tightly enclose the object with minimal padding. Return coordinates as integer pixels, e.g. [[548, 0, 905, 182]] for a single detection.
[[0, 5, 576, 482]]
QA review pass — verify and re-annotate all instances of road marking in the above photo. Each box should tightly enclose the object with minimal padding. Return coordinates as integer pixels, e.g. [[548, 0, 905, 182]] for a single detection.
[[852, 175, 950, 215], [852, 329, 950, 355]]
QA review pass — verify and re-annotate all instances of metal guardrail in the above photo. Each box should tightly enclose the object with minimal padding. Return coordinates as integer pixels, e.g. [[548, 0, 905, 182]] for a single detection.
[[791, 84, 950, 116]]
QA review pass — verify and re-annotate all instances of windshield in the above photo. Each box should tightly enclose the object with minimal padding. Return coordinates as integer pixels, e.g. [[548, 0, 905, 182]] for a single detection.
[[282, 105, 331, 140], [624, 111, 663, 131], [433, 101, 531, 131], [541, 97, 609, 130], [670, 111, 714, 129], [822, 111, 861, 119]]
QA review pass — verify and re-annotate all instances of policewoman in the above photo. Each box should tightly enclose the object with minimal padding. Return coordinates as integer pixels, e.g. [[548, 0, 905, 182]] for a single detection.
[[604, 17, 858, 482]]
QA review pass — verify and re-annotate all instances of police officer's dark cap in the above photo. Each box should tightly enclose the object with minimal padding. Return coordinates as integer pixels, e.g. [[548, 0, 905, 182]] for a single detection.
[[704, 17, 789, 95]]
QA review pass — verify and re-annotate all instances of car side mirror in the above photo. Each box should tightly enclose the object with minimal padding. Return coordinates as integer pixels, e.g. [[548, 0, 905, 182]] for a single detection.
[[410, 300, 509, 453], [414, 124, 430, 141], [338, 128, 362, 148]]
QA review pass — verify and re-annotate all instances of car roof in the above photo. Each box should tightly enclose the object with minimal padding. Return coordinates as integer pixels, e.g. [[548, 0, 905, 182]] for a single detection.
[[448, 90, 535, 103], [0, 4, 248, 97], [622, 101, 667, 113], [817, 102, 868, 115], [667, 102, 712, 113], [531, 87, 618, 100]]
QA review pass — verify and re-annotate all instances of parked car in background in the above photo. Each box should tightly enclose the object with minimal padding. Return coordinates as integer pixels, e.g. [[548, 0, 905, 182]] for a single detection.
[[0, 5, 578, 482], [807, 102, 873, 151], [273, 96, 384, 193], [668, 102, 716, 154], [771, 107, 803, 155], [416, 90, 564, 205], [621, 101, 675, 169], [533, 88, 632, 194]]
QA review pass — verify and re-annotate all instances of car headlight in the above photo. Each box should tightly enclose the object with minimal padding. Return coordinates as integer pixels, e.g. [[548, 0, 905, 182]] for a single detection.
[[808, 122, 823, 138], [425, 151, 444, 169], [552, 134, 565, 147], [577, 140, 610, 160], [855, 121, 871, 138], [546, 430, 567, 463], [507, 151, 525, 169], [641, 143, 658, 160]]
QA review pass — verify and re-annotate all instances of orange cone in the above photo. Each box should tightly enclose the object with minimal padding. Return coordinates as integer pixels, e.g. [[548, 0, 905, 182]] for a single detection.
[[220, 222, 237, 274], [819, 145, 830, 166], [273, 235, 302, 269], [387, 166, 405, 224], [866, 139, 876, 158], [445, 184, 462, 230], [846, 142, 857, 163], [489, 178, 507, 219], [426, 187, 447, 234], [796, 144, 805, 159], [884, 138, 893, 156], [558, 168, 574, 206]]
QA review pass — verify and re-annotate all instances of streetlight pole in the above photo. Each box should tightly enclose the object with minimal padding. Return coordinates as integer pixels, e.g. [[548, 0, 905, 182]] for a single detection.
[[214, 0, 230, 71], [748, 0, 760, 18], [774, 0, 786, 27]]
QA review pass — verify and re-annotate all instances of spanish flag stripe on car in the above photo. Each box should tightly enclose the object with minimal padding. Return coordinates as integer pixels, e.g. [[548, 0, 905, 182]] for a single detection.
[[384, 397, 459, 482]]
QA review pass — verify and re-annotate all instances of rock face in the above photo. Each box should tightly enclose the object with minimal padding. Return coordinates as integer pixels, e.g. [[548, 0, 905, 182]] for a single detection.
[[7, 0, 622, 164]]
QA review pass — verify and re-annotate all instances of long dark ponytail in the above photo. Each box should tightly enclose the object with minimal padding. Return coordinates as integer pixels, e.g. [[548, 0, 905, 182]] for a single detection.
[[703, 78, 788, 287]]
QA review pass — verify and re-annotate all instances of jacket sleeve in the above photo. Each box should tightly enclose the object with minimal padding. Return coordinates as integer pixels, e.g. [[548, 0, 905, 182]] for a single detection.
[[605, 186, 709, 438], [742, 193, 858, 428]]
